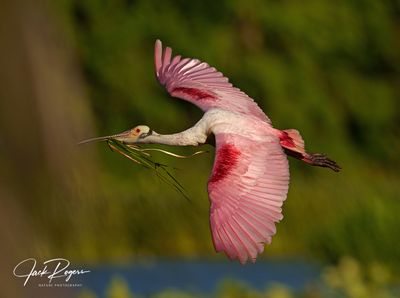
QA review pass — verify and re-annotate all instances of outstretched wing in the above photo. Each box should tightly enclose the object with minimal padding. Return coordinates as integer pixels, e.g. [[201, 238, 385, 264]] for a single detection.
[[154, 40, 270, 123], [208, 132, 289, 264]]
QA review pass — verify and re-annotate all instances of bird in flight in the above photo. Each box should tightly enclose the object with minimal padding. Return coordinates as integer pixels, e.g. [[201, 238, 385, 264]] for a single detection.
[[81, 40, 341, 264]]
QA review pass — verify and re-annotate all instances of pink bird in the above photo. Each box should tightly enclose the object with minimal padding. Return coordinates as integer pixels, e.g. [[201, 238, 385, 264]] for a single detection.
[[81, 40, 340, 264]]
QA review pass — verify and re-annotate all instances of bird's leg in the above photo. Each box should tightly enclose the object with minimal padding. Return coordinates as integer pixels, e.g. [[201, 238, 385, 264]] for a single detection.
[[283, 148, 341, 172], [302, 153, 341, 172]]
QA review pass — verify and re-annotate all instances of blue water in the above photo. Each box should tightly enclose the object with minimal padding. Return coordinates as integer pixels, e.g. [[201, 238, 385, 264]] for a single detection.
[[81, 258, 321, 296]]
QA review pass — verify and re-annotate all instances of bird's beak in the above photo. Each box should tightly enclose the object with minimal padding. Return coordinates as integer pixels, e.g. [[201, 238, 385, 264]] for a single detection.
[[113, 130, 141, 144], [78, 130, 132, 145]]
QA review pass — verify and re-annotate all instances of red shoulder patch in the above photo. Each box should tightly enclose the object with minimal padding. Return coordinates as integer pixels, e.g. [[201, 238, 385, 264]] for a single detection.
[[172, 87, 217, 101], [209, 144, 241, 183]]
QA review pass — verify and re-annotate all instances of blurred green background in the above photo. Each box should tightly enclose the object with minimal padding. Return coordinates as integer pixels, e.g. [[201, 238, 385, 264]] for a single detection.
[[1, 0, 399, 297]]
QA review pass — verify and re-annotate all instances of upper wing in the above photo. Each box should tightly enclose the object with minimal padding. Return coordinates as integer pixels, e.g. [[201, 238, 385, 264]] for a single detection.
[[208, 132, 289, 264], [154, 40, 271, 123]]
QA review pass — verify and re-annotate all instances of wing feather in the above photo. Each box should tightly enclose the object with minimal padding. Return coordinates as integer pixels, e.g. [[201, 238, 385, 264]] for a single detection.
[[155, 40, 271, 123], [231, 215, 260, 253], [208, 132, 289, 264]]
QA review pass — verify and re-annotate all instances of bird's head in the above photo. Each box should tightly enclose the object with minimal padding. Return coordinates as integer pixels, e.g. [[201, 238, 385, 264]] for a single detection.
[[114, 125, 153, 144], [79, 125, 153, 145]]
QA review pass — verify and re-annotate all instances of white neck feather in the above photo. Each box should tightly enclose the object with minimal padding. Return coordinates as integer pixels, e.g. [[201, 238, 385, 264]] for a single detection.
[[138, 119, 209, 146], [135, 109, 231, 146], [142, 132, 202, 146]]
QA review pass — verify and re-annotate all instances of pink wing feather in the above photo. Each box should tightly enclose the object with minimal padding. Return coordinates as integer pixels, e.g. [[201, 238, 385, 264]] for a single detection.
[[156, 39, 288, 263], [208, 132, 289, 264], [154, 40, 271, 123]]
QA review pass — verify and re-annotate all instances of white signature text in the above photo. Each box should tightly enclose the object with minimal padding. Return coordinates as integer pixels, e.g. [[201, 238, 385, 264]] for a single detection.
[[13, 258, 90, 286]]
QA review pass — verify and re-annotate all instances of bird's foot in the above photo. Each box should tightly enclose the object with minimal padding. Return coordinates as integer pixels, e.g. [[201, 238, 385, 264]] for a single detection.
[[305, 153, 342, 172]]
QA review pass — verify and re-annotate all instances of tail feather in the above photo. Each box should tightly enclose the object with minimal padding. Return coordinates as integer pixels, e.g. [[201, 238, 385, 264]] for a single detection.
[[280, 129, 305, 155], [284, 129, 304, 149]]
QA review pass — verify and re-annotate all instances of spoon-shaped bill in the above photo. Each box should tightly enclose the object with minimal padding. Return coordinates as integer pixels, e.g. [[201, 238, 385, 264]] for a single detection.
[[78, 130, 130, 145]]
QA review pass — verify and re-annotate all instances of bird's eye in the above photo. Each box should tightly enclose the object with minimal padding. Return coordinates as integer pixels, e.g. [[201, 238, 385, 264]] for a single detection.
[[135, 128, 141, 133]]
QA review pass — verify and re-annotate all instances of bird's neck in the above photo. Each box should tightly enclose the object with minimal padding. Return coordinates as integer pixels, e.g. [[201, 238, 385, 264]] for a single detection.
[[141, 133, 198, 146], [137, 112, 215, 146], [139, 124, 209, 146]]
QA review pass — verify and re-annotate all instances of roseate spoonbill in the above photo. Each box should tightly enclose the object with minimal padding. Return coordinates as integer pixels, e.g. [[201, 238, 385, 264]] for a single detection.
[[81, 40, 341, 264]]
